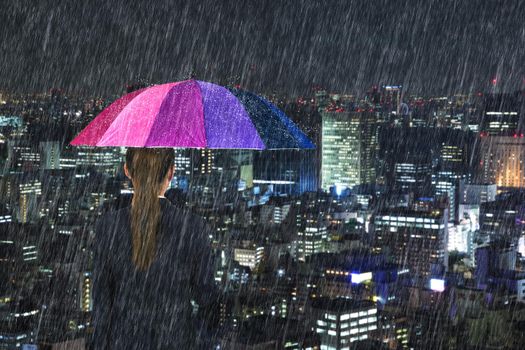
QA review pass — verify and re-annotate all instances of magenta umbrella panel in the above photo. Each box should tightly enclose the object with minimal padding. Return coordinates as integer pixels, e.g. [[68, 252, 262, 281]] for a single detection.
[[70, 80, 315, 150]]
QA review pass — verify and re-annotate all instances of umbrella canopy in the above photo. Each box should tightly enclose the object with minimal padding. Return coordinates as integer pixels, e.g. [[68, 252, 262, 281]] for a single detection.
[[70, 80, 315, 150]]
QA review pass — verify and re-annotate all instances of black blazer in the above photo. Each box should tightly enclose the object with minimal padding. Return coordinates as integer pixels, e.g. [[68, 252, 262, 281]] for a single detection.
[[89, 197, 221, 349]]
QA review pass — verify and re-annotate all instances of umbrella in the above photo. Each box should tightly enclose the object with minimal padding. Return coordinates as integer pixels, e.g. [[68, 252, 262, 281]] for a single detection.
[[70, 80, 315, 150]]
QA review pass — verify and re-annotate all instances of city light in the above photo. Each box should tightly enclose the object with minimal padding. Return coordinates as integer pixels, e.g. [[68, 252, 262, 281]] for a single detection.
[[430, 279, 445, 292], [351, 272, 372, 284]]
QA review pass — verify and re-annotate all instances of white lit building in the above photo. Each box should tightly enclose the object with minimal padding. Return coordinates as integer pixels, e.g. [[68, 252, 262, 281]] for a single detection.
[[373, 208, 448, 276], [447, 220, 474, 254], [294, 214, 327, 261], [233, 244, 264, 271], [313, 298, 377, 350]]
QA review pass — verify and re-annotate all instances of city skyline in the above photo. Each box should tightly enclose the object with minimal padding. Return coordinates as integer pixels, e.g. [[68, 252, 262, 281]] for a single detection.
[[2, 1, 525, 348]]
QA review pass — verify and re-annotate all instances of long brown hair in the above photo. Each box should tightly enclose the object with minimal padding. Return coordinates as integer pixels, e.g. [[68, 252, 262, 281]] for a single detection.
[[125, 148, 175, 271]]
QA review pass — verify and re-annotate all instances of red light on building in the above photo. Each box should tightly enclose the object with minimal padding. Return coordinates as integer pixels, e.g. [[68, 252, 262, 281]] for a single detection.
[[491, 78, 497, 86]]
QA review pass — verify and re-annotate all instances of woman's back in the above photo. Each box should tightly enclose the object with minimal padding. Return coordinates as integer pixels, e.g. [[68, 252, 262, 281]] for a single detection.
[[90, 198, 220, 349]]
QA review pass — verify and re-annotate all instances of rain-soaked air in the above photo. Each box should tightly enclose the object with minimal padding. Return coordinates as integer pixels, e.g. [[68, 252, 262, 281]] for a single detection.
[[1, 1, 524, 349]]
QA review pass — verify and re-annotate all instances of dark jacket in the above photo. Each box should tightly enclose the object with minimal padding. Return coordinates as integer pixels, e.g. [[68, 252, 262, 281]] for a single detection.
[[89, 197, 222, 349]]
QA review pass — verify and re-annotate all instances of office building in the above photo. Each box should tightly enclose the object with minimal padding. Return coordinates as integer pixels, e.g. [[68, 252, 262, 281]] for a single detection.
[[447, 220, 474, 254], [394, 156, 432, 195], [479, 135, 525, 190], [479, 92, 525, 190], [372, 207, 448, 277], [0, 173, 41, 223], [312, 298, 377, 349], [233, 244, 265, 271], [294, 212, 328, 261], [433, 140, 471, 222], [459, 182, 497, 205], [321, 111, 377, 191], [479, 191, 525, 239]]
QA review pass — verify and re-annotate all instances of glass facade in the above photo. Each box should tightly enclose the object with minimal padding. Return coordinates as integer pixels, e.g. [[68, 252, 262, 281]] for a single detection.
[[321, 112, 377, 191]]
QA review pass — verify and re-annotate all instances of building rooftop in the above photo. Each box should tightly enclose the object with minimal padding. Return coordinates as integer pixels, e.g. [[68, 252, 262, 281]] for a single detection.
[[311, 297, 376, 312]]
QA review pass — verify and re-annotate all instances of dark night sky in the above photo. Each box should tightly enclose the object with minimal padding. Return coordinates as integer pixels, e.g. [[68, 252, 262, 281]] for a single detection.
[[1, 0, 524, 97]]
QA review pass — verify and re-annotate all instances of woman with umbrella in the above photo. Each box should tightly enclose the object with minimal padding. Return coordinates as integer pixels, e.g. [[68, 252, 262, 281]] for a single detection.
[[90, 147, 222, 349], [72, 80, 315, 349]]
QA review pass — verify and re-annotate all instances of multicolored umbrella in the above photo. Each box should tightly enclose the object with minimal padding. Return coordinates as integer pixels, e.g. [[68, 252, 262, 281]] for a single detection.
[[70, 80, 315, 150]]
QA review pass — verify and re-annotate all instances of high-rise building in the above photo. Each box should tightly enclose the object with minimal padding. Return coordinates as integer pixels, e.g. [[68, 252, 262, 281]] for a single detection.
[[479, 92, 523, 135], [478, 92, 525, 191], [372, 207, 449, 277], [1, 173, 41, 223], [433, 141, 470, 222], [479, 135, 525, 190], [479, 191, 525, 240], [394, 156, 432, 195], [312, 298, 377, 349], [321, 111, 378, 191]]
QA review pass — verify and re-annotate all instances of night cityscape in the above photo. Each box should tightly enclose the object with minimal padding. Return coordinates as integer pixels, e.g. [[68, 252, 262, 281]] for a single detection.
[[2, 1, 525, 350]]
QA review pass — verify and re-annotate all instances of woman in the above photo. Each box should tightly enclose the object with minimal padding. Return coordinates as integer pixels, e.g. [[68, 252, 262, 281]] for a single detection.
[[90, 148, 222, 349]]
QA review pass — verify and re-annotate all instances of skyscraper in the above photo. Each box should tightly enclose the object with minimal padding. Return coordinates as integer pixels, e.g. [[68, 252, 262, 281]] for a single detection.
[[478, 92, 525, 191], [480, 135, 525, 190], [432, 137, 471, 222], [321, 111, 378, 192]]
